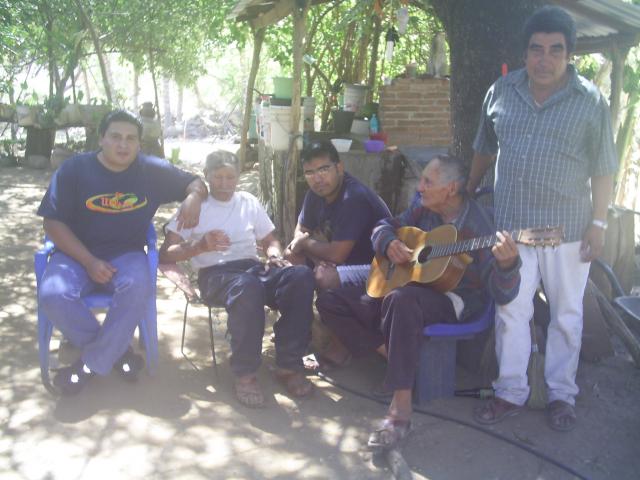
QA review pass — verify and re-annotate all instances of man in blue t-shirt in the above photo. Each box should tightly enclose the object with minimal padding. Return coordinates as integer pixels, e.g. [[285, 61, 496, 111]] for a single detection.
[[285, 140, 390, 289], [37, 109, 207, 395]]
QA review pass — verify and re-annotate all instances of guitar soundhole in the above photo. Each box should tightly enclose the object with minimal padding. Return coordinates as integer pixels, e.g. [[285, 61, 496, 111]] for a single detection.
[[417, 246, 432, 263]]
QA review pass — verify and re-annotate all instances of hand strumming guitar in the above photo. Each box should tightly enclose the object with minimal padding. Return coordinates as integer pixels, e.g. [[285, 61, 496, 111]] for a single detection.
[[386, 239, 414, 265]]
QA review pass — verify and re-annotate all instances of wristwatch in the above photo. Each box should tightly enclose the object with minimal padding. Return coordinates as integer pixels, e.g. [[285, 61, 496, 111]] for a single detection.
[[592, 219, 608, 230]]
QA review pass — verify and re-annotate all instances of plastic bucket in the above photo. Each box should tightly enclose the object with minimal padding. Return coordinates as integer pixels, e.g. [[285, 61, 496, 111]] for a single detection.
[[265, 105, 303, 150], [343, 84, 368, 113], [273, 77, 293, 99], [331, 110, 354, 134], [303, 97, 315, 132]]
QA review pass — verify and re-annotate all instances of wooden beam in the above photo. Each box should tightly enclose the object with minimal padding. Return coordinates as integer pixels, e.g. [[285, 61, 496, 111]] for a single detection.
[[251, 0, 295, 30], [574, 32, 639, 55], [552, 0, 638, 33], [282, 0, 309, 240], [239, 27, 265, 171]]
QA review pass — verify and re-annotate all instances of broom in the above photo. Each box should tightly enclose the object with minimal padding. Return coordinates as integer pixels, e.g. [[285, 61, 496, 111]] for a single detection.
[[527, 317, 547, 409]]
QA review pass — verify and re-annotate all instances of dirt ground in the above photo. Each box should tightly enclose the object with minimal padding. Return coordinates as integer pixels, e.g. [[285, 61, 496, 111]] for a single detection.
[[1, 161, 640, 480]]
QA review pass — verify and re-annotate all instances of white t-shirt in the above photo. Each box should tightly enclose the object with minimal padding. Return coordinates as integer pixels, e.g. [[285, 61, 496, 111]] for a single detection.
[[166, 191, 275, 270]]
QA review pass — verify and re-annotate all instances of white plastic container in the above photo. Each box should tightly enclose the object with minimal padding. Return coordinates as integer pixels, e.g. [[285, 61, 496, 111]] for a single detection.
[[343, 84, 368, 113], [265, 105, 303, 150], [330, 138, 352, 153]]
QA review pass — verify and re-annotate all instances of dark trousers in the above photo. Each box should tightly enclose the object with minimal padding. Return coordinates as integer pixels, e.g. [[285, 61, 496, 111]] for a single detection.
[[317, 284, 456, 390], [198, 259, 314, 377]]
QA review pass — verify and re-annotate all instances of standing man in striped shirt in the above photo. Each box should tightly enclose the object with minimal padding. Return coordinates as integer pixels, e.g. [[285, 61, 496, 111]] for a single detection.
[[468, 6, 617, 431]]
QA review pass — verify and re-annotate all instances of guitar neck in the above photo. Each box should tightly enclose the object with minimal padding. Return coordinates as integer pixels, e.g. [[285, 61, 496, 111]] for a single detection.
[[429, 230, 520, 258]]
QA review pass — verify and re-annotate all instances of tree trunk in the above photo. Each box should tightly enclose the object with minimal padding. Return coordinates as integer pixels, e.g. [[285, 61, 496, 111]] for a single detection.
[[133, 65, 140, 111], [148, 50, 164, 157], [82, 66, 92, 102], [176, 85, 184, 123], [284, 1, 309, 240], [162, 76, 172, 131], [239, 27, 265, 171], [429, 0, 543, 163], [75, 0, 113, 103], [614, 90, 639, 205], [367, 14, 382, 104], [609, 43, 630, 134]]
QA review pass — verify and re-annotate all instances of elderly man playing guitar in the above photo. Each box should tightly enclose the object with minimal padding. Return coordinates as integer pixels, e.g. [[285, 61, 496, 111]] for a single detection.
[[316, 154, 525, 451]]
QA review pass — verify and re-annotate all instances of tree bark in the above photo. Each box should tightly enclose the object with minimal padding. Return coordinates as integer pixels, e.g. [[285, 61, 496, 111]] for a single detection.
[[284, 1, 310, 240], [367, 14, 382, 104], [609, 43, 630, 135], [133, 65, 140, 111], [75, 0, 113, 103], [428, 0, 543, 163], [148, 50, 164, 157], [239, 27, 265, 171], [162, 76, 172, 131]]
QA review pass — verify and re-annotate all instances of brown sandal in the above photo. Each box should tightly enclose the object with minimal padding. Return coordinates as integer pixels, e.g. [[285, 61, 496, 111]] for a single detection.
[[274, 369, 313, 397], [473, 397, 523, 425], [547, 400, 576, 432], [234, 375, 265, 408]]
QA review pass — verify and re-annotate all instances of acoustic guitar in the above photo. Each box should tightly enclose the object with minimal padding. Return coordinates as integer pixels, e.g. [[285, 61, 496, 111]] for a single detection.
[[366, 224, 563, 298]]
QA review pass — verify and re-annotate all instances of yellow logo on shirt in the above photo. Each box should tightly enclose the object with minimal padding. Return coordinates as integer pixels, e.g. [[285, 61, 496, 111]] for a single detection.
[[85, 192, 148, 213]]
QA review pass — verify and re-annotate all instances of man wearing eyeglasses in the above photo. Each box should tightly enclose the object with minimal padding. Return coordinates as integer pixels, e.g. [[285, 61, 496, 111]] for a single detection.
[[285, 139, 390, 288]]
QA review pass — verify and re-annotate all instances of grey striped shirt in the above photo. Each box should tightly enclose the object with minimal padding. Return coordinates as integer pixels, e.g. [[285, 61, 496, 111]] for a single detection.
[[473, 66, 617, 242]]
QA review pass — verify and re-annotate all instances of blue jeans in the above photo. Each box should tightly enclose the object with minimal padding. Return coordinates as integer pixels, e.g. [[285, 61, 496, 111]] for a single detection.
[[198, 259, 314, 377], [38, 251, 151, 375]]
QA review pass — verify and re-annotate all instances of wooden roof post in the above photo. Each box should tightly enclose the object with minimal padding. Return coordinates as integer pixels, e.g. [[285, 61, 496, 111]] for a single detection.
[[239, 26, 265, 171], [283, 0, 310, 240]]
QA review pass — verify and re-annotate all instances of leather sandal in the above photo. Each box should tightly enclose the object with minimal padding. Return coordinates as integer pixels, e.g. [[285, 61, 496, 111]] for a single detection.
[[234, 375, 265, 408], [274, 369, 313, 397], [547, 400, 577, 432], [473, 397, 523, 425], [367, 417, 411, 451]]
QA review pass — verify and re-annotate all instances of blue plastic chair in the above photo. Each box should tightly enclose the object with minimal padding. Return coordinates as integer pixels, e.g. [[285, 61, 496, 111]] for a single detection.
[[415, 301, 495, 404], [34, 224, 159, 392]]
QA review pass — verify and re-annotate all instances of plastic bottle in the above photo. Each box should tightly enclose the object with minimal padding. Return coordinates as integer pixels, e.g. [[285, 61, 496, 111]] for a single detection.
[[369, 113, 379, 134]]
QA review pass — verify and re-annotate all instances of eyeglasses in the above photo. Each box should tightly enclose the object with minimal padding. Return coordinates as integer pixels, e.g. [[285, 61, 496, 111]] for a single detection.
[[303, 164, 335, 179]]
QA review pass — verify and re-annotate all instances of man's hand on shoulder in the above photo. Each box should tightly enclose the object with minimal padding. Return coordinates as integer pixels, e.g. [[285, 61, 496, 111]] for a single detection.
[[176, 193, 203, 230], [176, 178, 208, 230], [386, 239, 413, 265], [580, 223, 605, 262], [492, 231, 519, 270]]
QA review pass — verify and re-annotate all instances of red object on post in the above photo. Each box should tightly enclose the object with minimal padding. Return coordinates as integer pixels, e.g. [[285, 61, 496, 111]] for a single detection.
[[501, 63, 508, 77]]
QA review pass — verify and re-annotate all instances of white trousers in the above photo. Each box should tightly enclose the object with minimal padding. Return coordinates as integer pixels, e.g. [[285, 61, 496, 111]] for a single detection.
[[493, 242, 590, 406]]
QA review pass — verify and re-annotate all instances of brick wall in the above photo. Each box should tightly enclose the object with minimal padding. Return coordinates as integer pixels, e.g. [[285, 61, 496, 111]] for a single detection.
[[379, 77, 451, 147]]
